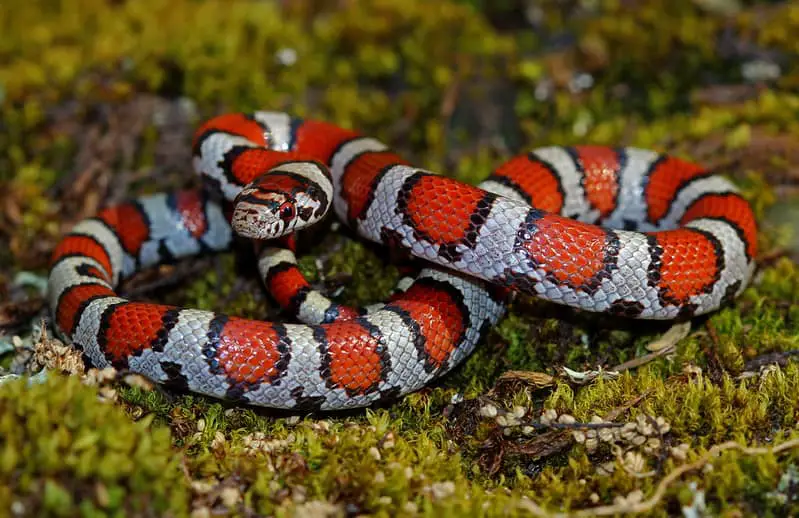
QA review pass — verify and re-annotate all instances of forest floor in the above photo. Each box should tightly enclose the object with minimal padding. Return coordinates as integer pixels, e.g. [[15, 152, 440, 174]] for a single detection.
[[1, 0, 799, 516]]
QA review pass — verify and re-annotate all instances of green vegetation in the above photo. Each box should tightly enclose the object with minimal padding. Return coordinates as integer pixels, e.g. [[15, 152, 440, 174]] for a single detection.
[[1, 0, 798, 516], [0, 374, 189, 516]]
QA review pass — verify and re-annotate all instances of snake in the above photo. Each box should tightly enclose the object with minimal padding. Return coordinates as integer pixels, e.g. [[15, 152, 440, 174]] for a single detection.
[[47, 111, 758, 410]]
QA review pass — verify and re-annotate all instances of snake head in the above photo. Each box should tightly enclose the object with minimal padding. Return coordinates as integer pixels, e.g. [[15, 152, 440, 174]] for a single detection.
[[231, 165, 330, 240]]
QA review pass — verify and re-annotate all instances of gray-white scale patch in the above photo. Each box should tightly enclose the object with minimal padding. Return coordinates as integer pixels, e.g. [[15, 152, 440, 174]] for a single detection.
[[600, 230, 663, 317], [658, 176, 739, 228], [47, 256, 113, 311], [297, 291, 337, 326], [363, 303, 385, 314], [358, 165, 419, 246], [71, 296, 127, 366], [479, 179, 528, 203], [138, 193, 201, 267], [320, 388, 383, 411], [269, 324, 375, 411], [531, 147, 595, 221], [686, 218, 754, 311], [156, 309, 233, 400], [395, 276, 415, 293], [126, 348, 170, 383], [252, 111, 292, 151], [70, 219, 130, 282], [257, 248, 297, 276], [363, 307, 428, 395], [464, 197, 532, 281], [201, 200, 234, 251], [194, 133, 257, 200], [603, 148, 661, 231]]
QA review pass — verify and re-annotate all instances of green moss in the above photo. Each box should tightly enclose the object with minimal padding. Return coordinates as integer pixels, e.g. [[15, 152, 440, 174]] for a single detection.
[[308, 239, 401, 308], [3, 0, 799, 515], [0, 374, 190, 516], [175, 255, 265, 319]]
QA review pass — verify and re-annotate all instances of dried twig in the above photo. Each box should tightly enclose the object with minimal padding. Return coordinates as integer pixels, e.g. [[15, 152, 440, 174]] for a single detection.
[[701, 320, 726, 383], [496, 393, 649, 472], [0, 298, 45, 331], [517, 438, 799, 517], [738, 349, 799, 378], [560, 322, 689, 385]]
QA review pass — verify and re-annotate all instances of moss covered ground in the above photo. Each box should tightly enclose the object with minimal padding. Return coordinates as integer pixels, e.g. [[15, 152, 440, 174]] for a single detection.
[[1, 0, 799, 516]]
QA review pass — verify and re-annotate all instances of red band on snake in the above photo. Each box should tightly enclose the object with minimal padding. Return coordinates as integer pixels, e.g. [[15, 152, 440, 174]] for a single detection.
[[48, 111, 758, 410]]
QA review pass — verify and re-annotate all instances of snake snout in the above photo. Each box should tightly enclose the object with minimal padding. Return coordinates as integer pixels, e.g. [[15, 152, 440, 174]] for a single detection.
[[231, 201, 285, 240]]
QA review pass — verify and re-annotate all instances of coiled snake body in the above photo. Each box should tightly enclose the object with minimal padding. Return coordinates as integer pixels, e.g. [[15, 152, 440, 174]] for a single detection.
[[48, 112, 758, 410]]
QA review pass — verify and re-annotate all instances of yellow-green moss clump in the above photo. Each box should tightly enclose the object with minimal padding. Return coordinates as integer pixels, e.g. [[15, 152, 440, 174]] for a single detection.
[[0, 374, 189, 516]]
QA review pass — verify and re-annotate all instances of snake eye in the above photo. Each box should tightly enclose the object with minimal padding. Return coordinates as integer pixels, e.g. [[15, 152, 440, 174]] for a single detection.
[[278, 201, 295, 222]]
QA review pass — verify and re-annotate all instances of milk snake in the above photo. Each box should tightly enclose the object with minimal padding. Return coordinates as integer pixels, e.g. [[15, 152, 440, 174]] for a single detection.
[[47, 112, 758, 410]]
